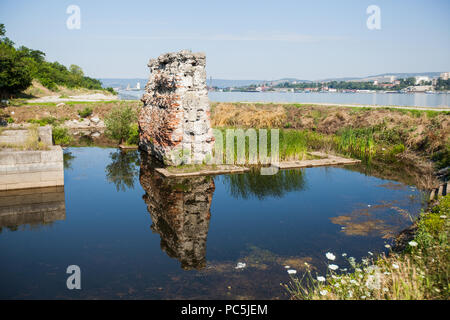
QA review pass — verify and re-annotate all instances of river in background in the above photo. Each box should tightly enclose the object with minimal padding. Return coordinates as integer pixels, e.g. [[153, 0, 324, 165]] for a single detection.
[[119, 90, 450, 108], [0, 148, 426, 299]]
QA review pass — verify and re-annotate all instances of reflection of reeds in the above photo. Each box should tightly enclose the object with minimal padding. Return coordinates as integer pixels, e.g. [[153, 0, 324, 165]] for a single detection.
[[223, 168, 306, 199]]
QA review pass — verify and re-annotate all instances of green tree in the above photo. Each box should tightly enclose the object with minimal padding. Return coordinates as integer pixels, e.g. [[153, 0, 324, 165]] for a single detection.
[[104, 105, 138, 144], [0, 42, 33, 99]]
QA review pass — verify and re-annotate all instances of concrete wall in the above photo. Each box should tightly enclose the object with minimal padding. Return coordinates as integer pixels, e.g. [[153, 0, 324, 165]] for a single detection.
[[0, 126, 53, 146], [0, 146, 64, 190]]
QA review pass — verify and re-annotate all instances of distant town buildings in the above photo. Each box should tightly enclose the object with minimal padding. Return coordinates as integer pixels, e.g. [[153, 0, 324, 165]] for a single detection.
[[415, 76, 430, 84], [440, 72, 449, 80], [207, 72, 450, 93]]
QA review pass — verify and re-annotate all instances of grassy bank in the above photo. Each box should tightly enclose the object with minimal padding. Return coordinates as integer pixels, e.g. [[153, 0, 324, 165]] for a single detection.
[[211, 102, 449, 181], [285, 195, 449, 300]]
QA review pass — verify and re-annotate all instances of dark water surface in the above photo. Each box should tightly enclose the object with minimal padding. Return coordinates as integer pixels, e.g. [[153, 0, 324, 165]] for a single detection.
[[0, 148, 425, 299]]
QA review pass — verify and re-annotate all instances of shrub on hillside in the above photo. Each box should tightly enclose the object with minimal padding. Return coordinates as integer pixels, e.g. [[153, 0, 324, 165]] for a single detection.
[[78, 107, 93, 118]]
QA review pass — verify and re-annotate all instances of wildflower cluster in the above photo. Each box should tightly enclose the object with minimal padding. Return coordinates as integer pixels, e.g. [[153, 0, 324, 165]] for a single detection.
[[285, 195, 449, 300]]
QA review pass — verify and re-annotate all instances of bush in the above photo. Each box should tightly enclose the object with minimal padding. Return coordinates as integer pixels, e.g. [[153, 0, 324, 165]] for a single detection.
[[78, 107, 93, 118], [126, 123, 139, 145], [104, 105, 137, 144], [105, 87, 117, 95], [52, 126, 72, 145]]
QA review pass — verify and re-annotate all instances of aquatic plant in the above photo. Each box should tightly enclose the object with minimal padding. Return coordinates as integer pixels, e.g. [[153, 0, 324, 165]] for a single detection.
[[285, 195, 450, 300]]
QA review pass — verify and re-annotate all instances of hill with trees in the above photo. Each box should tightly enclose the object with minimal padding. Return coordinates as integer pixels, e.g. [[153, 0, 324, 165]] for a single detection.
[[0, 23, 114, 100]]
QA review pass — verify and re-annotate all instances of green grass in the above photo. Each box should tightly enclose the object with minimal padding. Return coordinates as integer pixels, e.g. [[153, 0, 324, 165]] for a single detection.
[[27, 117, 60, 126], [166, 163, 218, 174], [52, 126, 72, 145], [77, 107, 93, 118], [336, 127, 376, 160]]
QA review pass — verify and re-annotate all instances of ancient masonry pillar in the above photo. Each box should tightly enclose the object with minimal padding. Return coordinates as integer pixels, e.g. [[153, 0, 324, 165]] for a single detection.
[[138, 50, 215, 166]]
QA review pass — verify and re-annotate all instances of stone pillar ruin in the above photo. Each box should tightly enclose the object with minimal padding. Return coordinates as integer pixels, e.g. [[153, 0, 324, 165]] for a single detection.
[[138, 50, 215, 166]]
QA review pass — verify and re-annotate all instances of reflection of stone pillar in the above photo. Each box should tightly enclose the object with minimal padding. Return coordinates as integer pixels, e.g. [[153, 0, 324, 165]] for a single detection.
[[0, 186, 66, 231], [139, 157, 215, 270], [138, 50, 215, 165]]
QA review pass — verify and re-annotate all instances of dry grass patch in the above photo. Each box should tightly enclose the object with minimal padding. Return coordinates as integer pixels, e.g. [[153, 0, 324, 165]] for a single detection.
[[211, 103, 286, 128]]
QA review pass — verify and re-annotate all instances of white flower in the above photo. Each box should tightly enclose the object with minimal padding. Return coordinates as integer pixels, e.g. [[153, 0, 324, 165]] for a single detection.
[[368, 251, 373, 256], [384, 244, 391, 248], [383, 288, 389, 292], [284, 265, 290, 269], [287, 269, 297, 275], [325, 252, 336, 261], [365, 274, 381, 290], [317, 276, 326, 282], [408, 241, 418, 247], [328, 264, 339, 271], [235, 262, 246, 269], [355, 268, 362, 272], [392, 263, 399, 269], [366, 265, 379, 273], [342, 253, 347, 257], [350, 280, 359, 285], [320, 290, 328, 296], [347, 290, 353, 298], [440, 215, 447, 219], [361, 295, 366, 299]]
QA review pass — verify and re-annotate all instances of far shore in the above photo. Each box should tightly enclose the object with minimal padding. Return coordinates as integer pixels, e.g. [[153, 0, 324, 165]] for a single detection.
[[210, 101, 450, 112]]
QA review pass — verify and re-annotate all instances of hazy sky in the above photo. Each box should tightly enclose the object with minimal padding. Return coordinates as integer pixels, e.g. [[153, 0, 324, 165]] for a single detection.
[[1, 0, 449, 80]]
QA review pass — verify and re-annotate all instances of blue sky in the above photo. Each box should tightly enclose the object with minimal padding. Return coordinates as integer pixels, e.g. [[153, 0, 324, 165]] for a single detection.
[[1, 0, 449, 80]]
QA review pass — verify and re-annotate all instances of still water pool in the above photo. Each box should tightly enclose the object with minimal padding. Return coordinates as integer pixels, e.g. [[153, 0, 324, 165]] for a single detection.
[[0, 147, 425, 299]]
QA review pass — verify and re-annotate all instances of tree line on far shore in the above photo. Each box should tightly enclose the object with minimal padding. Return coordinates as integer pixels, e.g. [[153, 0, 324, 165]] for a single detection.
[[0, 23, 114, 100]]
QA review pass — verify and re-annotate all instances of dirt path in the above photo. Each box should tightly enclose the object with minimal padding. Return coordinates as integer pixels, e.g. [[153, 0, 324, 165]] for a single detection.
[[28, 93, 118, 103]]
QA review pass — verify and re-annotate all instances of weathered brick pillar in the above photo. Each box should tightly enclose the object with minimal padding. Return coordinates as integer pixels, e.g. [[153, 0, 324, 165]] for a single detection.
[[139, 50, 215, 166]]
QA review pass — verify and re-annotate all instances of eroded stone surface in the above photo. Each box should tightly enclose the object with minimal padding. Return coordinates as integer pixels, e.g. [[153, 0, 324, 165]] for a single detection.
[[138, 50, 214, 165]]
